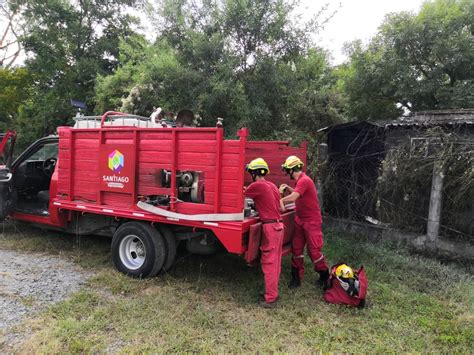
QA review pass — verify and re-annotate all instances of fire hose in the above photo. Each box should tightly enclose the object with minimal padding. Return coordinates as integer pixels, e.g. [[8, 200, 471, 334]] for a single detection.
[[137, 201, 244, 222]]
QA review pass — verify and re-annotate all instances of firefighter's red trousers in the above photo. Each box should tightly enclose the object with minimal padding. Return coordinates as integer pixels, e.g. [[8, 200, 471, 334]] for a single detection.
[[291, 216, 328, 280], [260, 222, 284, 303]]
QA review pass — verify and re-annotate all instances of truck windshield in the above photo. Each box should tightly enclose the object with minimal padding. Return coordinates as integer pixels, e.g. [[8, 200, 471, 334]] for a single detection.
[[28, 143, 59, 161]]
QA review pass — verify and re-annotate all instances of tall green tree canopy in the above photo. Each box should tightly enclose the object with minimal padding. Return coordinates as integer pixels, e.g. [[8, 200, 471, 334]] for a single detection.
[[96, 0, 344, 138], [5, 0, 473, 149], [7, 0, 142, 147], [343, 0, 474, 120], [0, 67, 31, 130]]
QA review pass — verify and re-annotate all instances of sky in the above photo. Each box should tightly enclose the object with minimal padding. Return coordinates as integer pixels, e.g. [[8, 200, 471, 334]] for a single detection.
[[302, 0, 426, 64]]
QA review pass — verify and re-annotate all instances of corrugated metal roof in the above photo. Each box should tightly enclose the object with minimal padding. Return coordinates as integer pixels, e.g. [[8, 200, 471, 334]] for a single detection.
[[382, 109, 474, 128], [317, 109, 474, 132]]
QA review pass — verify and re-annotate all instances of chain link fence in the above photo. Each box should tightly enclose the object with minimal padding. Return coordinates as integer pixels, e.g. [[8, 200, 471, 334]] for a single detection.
[[319, 126, 474, 243]]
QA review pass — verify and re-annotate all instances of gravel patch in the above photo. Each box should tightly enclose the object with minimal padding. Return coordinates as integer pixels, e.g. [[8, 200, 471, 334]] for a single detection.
[[0, 249, 92, 346]]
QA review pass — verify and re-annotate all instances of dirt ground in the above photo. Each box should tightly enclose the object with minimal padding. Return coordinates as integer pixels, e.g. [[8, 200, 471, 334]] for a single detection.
[[0, 249, 91, 347]]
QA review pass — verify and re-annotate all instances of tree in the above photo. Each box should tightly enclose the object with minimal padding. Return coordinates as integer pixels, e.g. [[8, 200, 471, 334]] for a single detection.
[[285, 49, 346, 134], [0, 1, 23, 68], [8, 0, 143, 147], [96, 0, 344, 138], [0, 67, 31, 130], [340, 41, 403, 120], [343, 0, 474, 120]]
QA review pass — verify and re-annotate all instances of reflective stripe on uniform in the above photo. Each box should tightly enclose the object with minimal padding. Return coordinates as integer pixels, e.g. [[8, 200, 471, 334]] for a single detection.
[[313, 254, 324, 264], [293, 255, 305, 259]]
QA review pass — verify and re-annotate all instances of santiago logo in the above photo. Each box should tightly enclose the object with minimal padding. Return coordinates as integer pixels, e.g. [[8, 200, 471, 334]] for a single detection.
[[108, 150, 124, 173]]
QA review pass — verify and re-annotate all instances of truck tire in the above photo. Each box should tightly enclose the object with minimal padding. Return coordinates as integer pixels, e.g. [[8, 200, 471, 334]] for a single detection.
[[112, 221, 165, 278], [156, 225, 177, 273]]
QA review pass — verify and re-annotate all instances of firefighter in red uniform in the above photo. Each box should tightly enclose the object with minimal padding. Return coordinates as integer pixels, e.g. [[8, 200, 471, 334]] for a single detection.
[[245, 158, 285, 308], [280, 155, 329, 289]]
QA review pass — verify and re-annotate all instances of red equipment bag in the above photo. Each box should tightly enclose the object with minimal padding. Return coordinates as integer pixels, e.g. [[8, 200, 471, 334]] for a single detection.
[[323, 263, 368, 308]]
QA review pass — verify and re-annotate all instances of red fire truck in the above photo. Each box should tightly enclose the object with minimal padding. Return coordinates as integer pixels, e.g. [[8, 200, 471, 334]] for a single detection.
[[0, 112, 306, 277]]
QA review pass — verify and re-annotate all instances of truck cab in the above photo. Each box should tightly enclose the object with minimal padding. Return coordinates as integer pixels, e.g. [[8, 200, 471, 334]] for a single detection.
[[0, 133, 61, 221]]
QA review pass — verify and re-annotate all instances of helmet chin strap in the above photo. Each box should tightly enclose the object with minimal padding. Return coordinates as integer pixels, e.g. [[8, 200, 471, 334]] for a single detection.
[[289, 170, 295, 180]]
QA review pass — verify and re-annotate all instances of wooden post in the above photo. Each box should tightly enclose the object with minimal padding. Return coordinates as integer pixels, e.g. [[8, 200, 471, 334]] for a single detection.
[[426, 159, 445, 247], [317, 143, 328, 213]]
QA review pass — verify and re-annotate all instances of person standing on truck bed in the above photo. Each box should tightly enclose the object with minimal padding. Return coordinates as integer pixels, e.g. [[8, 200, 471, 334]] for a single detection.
[[244, 158, 285, 309], [279, 155, 329, 289]]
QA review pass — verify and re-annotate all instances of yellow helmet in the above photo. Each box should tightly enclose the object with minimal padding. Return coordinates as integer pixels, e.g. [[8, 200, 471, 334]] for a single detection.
[[282, 155, 304, 170], [246, 158, 270, 175], [335, 264, 355, 279]]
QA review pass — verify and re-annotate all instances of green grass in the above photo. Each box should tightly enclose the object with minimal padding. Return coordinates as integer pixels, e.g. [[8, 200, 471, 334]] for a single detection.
[[0, 222, 472, 353]]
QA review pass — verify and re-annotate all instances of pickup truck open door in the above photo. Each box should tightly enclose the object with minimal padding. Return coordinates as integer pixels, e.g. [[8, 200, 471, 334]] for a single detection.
[[0, 131, 17, 220]]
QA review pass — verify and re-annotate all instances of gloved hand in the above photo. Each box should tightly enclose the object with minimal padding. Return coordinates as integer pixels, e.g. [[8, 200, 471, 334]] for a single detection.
[[279, 184, 288, 194]]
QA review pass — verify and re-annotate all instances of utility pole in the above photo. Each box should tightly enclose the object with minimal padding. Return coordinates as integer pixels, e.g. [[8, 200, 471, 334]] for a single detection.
[[426, 145, 444, 249]]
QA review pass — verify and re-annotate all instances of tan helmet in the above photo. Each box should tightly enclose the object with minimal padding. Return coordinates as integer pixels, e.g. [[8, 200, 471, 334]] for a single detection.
[[282, 155, 304, 170]]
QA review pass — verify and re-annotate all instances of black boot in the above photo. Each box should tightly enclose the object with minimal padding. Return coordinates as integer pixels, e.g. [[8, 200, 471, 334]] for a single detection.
[[288, 267, 301, 289], [317, 269, 330, 289]]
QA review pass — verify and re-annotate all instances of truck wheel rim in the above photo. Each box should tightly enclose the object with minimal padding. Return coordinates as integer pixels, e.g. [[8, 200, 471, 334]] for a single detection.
[[119, 235, 146, 270]]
